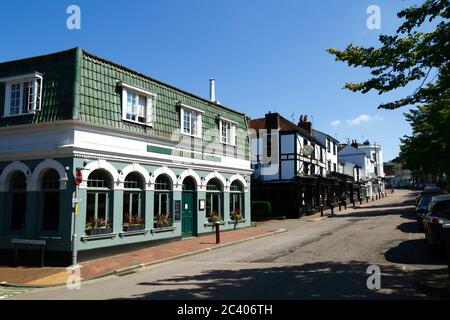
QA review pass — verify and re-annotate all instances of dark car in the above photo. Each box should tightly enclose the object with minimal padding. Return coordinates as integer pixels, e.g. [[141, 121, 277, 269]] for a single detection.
[[423, 195, 450, 254], [415, 187, 442, 207], [416, 192, 444, 231]]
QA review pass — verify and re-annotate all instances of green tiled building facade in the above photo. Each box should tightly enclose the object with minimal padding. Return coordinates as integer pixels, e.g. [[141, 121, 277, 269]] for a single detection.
[[0, 48, 252, 265]]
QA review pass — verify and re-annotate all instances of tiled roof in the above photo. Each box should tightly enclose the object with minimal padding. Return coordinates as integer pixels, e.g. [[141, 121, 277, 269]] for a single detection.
[[0, 47, 250, 158], [249, 114, 325, 148]]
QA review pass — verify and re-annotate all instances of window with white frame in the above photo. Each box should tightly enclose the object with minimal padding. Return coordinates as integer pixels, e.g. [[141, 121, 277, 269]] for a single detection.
[[1, 73, 43, 117], [120, 82, 155, 126], [219, 117, 236, 145], [179, 103, 203, 137]]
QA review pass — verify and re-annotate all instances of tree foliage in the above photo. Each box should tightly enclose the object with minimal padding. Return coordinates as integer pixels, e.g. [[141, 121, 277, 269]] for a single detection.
[[328, 0, 449, 110], [328, 0, 450, 180]]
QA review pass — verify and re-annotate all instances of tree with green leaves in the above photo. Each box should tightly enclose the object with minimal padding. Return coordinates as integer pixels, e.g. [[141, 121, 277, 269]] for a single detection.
[[328, 0, 449, 186]]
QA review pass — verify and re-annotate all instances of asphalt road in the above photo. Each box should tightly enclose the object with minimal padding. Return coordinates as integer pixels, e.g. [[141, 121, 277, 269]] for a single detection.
[[12, 189, 449, 300]]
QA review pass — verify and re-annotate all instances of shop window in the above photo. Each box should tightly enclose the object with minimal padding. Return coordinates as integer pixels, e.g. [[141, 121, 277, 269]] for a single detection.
[[85, 170, 112, 235], [41, 169, 60, 231], [123, 172, 145, 231], [154, 175, 173, 228], [9, 171, 27, 230], [230, 180, 244, 219], [206, 178, 223, 221]]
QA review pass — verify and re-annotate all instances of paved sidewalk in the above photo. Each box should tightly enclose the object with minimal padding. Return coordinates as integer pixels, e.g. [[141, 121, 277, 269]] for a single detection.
[[0, 226, 284, 287]]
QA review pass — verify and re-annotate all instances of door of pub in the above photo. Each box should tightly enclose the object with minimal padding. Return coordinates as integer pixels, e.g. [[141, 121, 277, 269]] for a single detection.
[[181, 192, 196, 237]]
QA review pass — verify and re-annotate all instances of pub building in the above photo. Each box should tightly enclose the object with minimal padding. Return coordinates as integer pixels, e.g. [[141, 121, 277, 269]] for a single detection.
[[249, 112, 356, 218]]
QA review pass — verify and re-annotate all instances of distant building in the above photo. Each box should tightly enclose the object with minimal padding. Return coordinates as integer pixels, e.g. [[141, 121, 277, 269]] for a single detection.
[[312, 129, 339, 174], [338, 140, 385, 198], [384, 161, 413, 188]]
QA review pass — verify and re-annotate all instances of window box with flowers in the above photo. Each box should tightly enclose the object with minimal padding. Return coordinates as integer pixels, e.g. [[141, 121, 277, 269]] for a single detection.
[[154, 214, 173, 229], [85, 217, 113, 236], [123, 214, 145, 232], [230, 209, 244, 229]]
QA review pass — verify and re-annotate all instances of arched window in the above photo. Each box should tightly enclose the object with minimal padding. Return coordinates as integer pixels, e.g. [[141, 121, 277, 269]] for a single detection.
[[154, 175, 172, 228], [86, 170, 112, 235], [230, 180, 244, 219], [9, 171, 27, 230], [206, 178, 223, 221], [41, 169, 60, 231], [123, 172, 145, 231]]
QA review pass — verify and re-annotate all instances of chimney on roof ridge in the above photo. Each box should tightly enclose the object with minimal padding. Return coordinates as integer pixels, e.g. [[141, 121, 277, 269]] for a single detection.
[[298, 114, 312, 134], [351, 140, 359, 148]]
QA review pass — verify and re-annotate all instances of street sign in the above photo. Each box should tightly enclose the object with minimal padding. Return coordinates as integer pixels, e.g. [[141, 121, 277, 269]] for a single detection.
[[11, 238, 46, 246], [75, 170, 83, 185]]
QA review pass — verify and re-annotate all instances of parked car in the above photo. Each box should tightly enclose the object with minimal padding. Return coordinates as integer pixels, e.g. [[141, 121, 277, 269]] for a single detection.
[[423, 194, 450, 254], [415, 187, 442, 207], [416, 194, 442, 231]]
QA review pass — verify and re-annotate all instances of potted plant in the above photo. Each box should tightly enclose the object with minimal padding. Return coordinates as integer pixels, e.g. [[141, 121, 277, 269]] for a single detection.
[[230, 209, 243, 229], [123, 214, 145, 232], [154, 214, 172, 228], [85, 217, 113, 235], [207, 211, 221, 224]]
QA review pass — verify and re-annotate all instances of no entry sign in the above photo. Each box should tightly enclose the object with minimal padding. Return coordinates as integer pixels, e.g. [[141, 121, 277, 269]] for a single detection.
[[75, 170, 83, 185]]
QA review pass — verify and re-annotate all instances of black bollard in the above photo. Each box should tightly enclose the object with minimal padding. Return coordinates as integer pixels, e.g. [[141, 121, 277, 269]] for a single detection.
[[215, 222, 220, 244]]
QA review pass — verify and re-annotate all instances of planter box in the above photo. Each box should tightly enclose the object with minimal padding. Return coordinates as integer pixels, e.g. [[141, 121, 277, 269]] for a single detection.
[[85, 228, 113, 236], [153, 223, 173, 229], [123, 225, 145, 232]]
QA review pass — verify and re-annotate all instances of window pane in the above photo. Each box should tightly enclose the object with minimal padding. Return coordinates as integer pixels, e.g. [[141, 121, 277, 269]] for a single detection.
[[183, 109, 191, 134], [127, 92, 137, 121], [11, 192, 26, 230], [131, 193, 140, 216], [138, 95, 146, 123], [43, 191, 60, 231], [86, 193, 96, 224], [161, 193, 168, 215], [97, 193, 107, 220], [191, 112, 197, 135], [123, 192, 131, 217]]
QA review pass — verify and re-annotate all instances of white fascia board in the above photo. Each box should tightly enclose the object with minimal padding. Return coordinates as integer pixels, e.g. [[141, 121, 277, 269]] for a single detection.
[[177, 102, 205, 114], [119, 81, 157, 97], [0, 72, 43, 83], [218, 116, 237, 125]]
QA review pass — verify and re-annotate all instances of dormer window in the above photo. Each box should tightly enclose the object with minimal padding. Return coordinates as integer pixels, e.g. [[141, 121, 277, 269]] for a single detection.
[[178, 103, 203, 138], [1, 72, 43, 117], [120, 82, 156, 126], [218, 117, 236, 145]]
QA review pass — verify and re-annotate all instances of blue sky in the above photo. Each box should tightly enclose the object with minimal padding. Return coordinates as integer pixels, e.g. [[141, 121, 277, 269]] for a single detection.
[[0, 0, 426, 161]]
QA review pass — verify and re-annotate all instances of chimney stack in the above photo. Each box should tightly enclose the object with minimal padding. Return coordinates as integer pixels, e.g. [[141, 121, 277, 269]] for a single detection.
[[297, 114, 312, 134], [265, 112, 280, 129], [209, 78, 216, 102], [351, 140, 359, 148]]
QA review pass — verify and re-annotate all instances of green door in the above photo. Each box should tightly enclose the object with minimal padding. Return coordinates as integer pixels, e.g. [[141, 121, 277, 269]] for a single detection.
[[182, 192, 195, 237]]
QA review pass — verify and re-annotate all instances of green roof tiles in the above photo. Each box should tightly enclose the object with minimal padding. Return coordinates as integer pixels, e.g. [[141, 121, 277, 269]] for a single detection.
[[0, 48, 250, 158]]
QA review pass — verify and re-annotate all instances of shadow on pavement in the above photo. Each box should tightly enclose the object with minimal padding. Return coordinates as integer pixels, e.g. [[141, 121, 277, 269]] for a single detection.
[[331, 206, 413, 219], [385, 239, 447, 265], [397, 221, 422, 234], [113, 261, 448, 300]]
